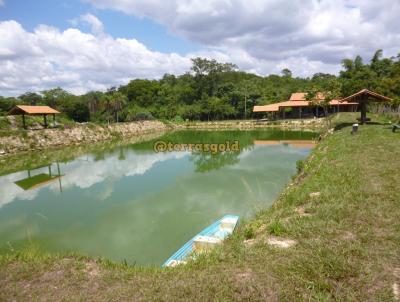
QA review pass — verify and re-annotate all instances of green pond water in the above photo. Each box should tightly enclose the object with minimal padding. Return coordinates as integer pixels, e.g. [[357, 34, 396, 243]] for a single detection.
[[0, 129, 316, 266]]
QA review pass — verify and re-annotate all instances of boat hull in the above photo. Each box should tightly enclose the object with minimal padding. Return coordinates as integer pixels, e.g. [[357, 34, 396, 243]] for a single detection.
[[163, 214, 239, 267]]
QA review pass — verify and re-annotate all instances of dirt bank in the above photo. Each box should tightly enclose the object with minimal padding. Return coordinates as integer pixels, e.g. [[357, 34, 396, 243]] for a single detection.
[[0, 121, 168, 156]]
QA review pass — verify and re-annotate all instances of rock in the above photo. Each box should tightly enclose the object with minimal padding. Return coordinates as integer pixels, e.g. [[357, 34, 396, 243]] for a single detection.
[[341, 231, 356, 241], [267, 236, 297, 248], [309, 192, 321, 198], [393, 283, 399, 301], [295, 206, 313, 217], [257, 224, 267, 234], [0, 149, 5, 155], [243, 239, 256, 247]]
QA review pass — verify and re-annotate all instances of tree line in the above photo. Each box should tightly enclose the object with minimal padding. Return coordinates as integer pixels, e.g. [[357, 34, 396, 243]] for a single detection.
[[0, 50, 399, 123]]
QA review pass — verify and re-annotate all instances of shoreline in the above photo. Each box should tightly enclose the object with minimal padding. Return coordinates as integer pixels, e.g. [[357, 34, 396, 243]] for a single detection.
[[0, 118, 325, 157], [0, 120, 169, 157]]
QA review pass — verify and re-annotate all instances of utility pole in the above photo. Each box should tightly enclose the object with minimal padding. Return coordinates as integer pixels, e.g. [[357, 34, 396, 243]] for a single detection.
[[243, 81, 249, 120], [244, 93, 247, 120]]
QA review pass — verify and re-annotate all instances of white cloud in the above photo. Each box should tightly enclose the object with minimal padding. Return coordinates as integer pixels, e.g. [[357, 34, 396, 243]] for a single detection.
[[70, 13, 105, 36], [1, 1, 400, 95], [87, 0, 400, 75], [0, 150, 187, 206], [0, 0, 4, 7], [0, 19, 192, 96], [0, 170, 43, 208], [51, 151, 187, 191]]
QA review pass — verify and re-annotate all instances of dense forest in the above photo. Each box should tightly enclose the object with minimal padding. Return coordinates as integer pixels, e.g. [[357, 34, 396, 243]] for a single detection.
[[0, 50, 399, 123]]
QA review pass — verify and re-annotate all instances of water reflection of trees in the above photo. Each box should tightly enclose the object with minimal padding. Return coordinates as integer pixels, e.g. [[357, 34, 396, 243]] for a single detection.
[[1, 130, 317, 178], [129, 129, 317, 172], [189, 151, 241, 172]]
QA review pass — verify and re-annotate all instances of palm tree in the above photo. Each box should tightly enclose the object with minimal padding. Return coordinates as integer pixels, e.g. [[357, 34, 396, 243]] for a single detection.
[[110, 92, 127, 123], [100, 94, 113, 124]]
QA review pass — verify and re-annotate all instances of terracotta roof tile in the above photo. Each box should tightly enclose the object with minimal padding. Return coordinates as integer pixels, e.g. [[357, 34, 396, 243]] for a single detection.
[[340, 89, 392, 102], [289, 92, 325, 101], [8, 105, 60, 115]]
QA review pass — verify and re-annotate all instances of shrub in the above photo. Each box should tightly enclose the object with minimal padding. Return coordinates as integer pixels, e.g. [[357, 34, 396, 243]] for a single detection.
[[173, 115, 184, 123], [131, 112, 154, 121], [296, 159, 305, 173], [244, 226, 255, 239], [267, 220, 286, 236], [0, 117, 11, 130]]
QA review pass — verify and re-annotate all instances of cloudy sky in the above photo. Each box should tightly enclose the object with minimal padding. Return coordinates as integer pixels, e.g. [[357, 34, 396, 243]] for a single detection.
[[0, 0, 399, 96]]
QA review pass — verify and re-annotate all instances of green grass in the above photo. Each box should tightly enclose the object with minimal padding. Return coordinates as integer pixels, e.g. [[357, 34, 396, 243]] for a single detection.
[[0, 113, 399, 301]]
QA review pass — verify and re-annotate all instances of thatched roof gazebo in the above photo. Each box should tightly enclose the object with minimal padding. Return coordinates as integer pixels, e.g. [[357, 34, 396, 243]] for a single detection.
[[340, 89, 392, 124], [8, 105, 60, 128]]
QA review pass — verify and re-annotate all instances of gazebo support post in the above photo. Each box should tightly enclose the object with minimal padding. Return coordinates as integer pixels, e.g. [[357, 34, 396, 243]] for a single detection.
[[360, 94, 368, 124], [53, 114, 56, 127], [22, 114, 26, 129], [43, 114, 48, 128]]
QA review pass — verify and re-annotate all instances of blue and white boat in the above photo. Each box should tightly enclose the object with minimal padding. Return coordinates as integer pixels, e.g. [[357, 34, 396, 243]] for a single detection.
[[163, 214, 239, 267]]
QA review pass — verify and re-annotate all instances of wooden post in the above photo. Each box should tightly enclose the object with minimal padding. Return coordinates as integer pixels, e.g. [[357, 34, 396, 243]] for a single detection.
[[359, 94, 368, 124], [360, 102, 367, 124], [299, 107, 302, 119], [57, 162, 63, 193], [53, 114, 56, 127], [43, 114, 48, 128], [22, 114, 26, 128]]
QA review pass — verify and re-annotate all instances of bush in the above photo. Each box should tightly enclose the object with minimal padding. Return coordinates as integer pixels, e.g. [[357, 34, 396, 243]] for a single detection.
[[173, 115, 184, 123], [267, 220, 286, 236], [296, 159, 305, 173], [0, 117, 11, 130], [133, 112, 155, 121], [244, 226, 255, 239]]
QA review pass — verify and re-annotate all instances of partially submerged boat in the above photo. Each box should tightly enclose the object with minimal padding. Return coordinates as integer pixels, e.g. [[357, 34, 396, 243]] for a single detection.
[[163, 214, 239, 267]]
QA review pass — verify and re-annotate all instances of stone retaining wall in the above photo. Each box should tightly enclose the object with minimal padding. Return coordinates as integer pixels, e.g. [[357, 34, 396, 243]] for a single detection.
[[0, 121, 168, 156], [175, 118, 325, 130]]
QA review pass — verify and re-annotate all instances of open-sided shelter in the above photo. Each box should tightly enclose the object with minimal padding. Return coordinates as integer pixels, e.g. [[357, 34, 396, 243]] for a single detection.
[[340, 89, 392, 124], [8, 105, 60, 128]]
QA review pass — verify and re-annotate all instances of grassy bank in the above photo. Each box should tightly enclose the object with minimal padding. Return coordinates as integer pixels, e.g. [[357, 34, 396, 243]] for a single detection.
[[1, 113, 399, 301]]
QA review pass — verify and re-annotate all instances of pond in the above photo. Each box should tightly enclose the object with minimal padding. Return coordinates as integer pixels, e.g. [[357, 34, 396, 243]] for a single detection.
[[0, 129, 316, 266]]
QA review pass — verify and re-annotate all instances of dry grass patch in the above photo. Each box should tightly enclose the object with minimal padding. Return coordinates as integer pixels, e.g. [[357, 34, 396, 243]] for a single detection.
[[266, 236, 298, 248]]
